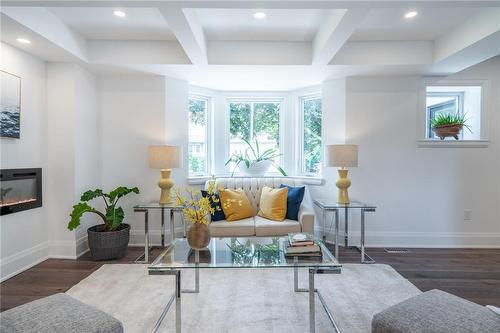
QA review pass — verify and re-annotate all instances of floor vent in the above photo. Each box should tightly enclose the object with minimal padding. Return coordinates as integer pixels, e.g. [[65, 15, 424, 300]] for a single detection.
[[384, 248, 410, 253]]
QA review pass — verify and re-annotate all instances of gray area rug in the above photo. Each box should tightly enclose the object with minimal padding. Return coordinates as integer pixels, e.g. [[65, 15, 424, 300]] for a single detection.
[[66, 264, 420, 333]]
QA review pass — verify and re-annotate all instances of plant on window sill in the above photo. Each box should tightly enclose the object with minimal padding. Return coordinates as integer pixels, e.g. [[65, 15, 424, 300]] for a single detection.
[[431, 113, 472, 140], [225, 136, 287, 177]]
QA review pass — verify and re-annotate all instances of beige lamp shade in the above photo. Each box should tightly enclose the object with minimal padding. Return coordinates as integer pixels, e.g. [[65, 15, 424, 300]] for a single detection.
[[148, 145, 180, 169], [325, 144, 358, 167]]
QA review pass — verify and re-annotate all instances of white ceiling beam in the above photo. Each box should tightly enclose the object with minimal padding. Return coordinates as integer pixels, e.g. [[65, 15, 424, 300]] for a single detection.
[[2, 1, 500, 9], [434, 8, 500, 63], [158, 7, 207, 65], [0, 7, 88, 61], [88, 40, 190, 64], [312, 9, 369, 66], [330, 41, 433, 65], [207, 41, 311, 65]]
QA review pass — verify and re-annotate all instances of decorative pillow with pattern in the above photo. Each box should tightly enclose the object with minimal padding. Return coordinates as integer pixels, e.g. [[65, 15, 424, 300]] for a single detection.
[[219, 188, 253, 222]]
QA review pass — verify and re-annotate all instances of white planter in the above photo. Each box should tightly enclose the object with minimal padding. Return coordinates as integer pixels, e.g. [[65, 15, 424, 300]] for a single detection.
[[238, 160, 272, 176]]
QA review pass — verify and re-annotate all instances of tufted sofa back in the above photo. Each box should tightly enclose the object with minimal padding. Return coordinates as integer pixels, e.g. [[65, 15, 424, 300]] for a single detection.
[[208, 177, 304, 215]]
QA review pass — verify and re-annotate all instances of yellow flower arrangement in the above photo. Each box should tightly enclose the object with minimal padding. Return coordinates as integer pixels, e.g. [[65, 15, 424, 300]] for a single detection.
[[173, 181, 220, 225]]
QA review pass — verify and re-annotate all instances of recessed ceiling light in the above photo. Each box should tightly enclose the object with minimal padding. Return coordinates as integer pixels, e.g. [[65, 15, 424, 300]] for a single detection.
[[404, 11, 418, 19], [113, 10, 127, 18], [253, 11, 267, 20], [16, 37, 31, 44]]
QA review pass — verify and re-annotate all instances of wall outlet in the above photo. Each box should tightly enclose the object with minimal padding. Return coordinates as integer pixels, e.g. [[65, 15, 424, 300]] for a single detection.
[[464, 209, 472, 221]]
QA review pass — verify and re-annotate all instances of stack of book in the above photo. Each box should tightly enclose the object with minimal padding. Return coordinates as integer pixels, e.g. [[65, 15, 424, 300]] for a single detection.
[[285, 233, 322, 257]]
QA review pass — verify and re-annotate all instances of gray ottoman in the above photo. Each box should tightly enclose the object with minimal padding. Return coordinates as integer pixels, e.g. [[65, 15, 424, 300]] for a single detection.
[[0, 293, 123, 333], [372, 289, 500, 333]]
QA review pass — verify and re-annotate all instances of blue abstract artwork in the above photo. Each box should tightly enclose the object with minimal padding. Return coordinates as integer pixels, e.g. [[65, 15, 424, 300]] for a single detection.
[[1, 71, 21, 138]]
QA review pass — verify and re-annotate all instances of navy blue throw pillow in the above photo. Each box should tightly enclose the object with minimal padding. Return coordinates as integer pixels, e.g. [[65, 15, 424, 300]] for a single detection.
[[201, 190, 225, 221], [279, 185, 305, 221]]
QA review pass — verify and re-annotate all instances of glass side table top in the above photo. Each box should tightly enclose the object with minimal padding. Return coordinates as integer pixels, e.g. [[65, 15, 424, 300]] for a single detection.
[[149, 237, 340, 271], [134, 202, 184, 210], [313, 200, 376, 209]]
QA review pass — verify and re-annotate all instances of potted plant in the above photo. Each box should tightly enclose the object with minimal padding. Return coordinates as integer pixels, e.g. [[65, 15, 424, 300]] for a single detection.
[[225, 137, 287, 176], [68, 186, 139, 260], [431, 113, 472, 140], [174, 181, 219, 250]]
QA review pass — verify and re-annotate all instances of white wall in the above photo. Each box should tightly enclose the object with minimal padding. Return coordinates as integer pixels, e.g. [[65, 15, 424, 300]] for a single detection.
[[0, 43, 49, 281], [46, 63, 99, 258], [325, 57, 500, 247], [99, 75, 178, 245]]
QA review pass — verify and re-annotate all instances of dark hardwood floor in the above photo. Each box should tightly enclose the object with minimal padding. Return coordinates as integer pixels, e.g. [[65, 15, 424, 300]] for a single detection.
[[1, 246, 499, 312]]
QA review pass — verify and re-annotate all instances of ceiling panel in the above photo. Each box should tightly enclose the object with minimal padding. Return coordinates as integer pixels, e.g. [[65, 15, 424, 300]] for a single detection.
[[196, 9, 328, 41], [49, 7, 176, 40], [350, 8, 484, 41]]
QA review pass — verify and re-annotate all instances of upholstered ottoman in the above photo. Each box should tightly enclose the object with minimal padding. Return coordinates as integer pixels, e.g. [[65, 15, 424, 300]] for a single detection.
[[0, 293, 123, 333], [372, 289, 500, 333]]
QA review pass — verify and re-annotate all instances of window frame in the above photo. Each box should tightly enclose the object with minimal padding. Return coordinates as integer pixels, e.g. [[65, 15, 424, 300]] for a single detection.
[[225, 97, 285, 175], [298, 93, 322, 176], [417, 79, 490, 148], [188, 94, 212, 177]]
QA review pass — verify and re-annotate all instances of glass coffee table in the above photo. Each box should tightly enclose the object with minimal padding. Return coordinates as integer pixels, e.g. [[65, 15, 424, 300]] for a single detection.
[[149, 237, 342, 333]]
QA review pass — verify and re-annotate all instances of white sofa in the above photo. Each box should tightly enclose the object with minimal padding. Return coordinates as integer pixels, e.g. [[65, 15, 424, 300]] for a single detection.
[[206, 178, 315, 237]]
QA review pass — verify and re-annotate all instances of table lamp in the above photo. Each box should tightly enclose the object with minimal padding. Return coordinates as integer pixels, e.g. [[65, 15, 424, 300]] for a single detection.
[[148, 145, 180, 204], [325, 144, 358, 204]]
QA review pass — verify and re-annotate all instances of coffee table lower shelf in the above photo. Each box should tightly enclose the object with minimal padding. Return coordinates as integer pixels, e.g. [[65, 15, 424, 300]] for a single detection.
[[149, 251, 341, 333]]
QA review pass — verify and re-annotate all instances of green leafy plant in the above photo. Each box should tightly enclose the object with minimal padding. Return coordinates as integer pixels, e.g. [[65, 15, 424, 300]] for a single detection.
[[431, 113, 472, 133], [225, 136, 287, 176], [67, 186, 139, 232]]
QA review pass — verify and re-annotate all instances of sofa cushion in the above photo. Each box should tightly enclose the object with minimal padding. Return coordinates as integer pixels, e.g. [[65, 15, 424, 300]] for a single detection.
[[280, 184, 305, 220], [257, 186, 288, 221], [201, 190, 225, 221], [219, 188, 253, 222], [254, 216, 301, 236], [372, 289, 500, 333], [0, 293, 123, 333], [209, 217, 255, 237]]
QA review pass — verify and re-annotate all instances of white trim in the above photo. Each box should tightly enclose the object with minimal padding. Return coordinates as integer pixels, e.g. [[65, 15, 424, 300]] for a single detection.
[[317, 228, 500, 248], [0, 242, 50, 282], [187, 175, 325, 185], [417, 139, 490, 148]]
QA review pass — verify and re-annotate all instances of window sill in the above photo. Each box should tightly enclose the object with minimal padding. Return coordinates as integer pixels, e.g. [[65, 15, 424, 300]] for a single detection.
[[417, 139, 490, 148], [187, 175, 325, 185]]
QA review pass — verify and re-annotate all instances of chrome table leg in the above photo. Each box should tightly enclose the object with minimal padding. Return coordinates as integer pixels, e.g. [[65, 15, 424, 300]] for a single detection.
[[170, 209, 175, 243], [344, 207, 349, 247], [134, 209, 151, 263], [175, 270, 181, 333], [335, 209, 339, 259], [309, 269, 315, 333], [359, 208, 375, 264], [161, 207, 165, 248], [322, 209, 327, 242]]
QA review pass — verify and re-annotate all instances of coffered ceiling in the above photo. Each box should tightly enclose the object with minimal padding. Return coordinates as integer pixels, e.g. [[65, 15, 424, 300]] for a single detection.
[[1, 1, 499, 90]]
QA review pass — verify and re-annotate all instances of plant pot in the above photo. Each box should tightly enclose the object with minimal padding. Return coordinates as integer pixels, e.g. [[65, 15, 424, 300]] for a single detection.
[[187, 223, 211, 250], [238, 160, 272, 176], [87, 223, 130, 261], [432, 124, 463, 140]]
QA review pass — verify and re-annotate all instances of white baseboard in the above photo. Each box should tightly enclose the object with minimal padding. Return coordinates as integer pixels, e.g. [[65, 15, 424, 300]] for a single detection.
[[0, 242, 50, 282], [317, 227, 500, 248]]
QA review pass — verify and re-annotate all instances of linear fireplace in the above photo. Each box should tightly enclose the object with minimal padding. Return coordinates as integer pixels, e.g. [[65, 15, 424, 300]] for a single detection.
[[0, 168, 42, 216]]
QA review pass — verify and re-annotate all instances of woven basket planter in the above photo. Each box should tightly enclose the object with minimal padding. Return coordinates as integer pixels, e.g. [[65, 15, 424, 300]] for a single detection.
[[87, 223, 130, 261]]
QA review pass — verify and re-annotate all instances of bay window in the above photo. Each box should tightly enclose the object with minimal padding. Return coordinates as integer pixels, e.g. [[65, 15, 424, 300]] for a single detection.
[[188, 96, 209, 176]]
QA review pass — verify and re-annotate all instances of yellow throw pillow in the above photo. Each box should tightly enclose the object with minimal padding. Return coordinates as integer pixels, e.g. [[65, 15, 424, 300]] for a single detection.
[[258, 186, 288, 221], [219, 188, 253, 222]]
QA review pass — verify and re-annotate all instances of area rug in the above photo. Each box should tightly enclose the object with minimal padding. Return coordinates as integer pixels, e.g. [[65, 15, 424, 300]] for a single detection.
[[66, 264, 420, 333]]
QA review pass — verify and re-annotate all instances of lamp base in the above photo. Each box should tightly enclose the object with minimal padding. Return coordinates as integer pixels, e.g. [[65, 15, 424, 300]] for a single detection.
[[336, 168, 351, 204], [158, 169, 174, 204]]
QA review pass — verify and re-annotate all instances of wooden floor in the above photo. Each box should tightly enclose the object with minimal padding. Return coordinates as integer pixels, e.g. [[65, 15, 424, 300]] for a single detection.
[[1, 246, 499, 312]]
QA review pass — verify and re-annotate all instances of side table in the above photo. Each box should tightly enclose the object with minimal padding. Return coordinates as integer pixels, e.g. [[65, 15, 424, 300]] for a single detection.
[[133, 203, 184, 263], [313, 200, 376, 264]]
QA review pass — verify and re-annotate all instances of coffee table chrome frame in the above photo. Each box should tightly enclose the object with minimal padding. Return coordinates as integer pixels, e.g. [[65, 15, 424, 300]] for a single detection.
[[149, 250, 341, 333], [317, 203, 376, 264]]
